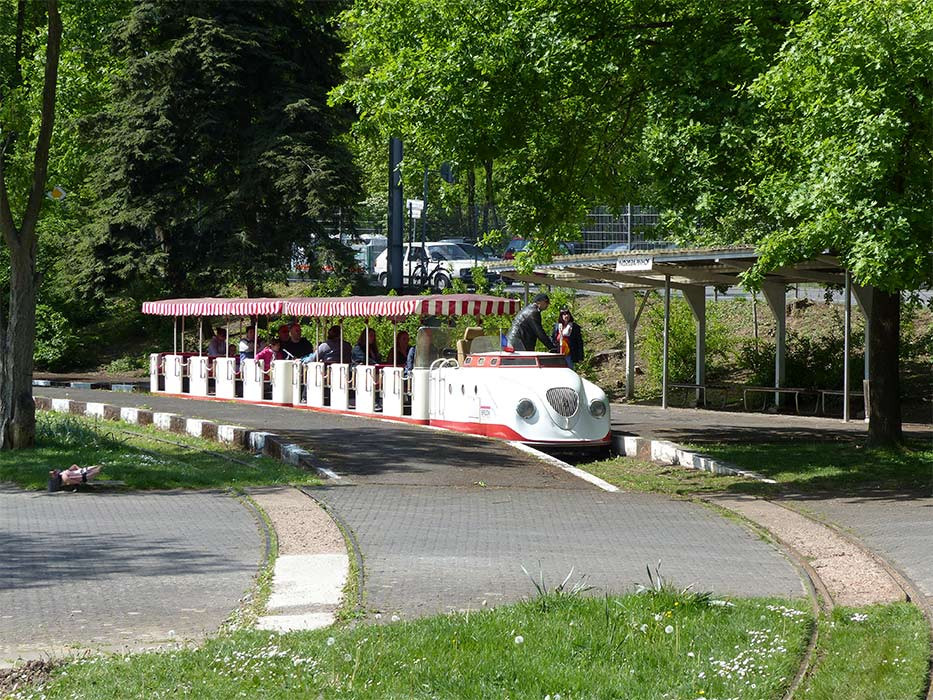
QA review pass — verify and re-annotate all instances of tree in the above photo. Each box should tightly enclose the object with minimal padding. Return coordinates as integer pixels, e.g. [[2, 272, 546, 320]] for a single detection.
[[86, 0, 360, 300], [0, 0, 62, 448], [335, 0, 804, 257], [742, 0, 931, 444], [337, 0, 929, 444]]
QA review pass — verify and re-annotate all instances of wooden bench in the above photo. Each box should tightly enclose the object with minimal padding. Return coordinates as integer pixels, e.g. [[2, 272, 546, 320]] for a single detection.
[[667, 383, 739, 409], [819, 389, 865, 416], [742, 386, 819, 414]]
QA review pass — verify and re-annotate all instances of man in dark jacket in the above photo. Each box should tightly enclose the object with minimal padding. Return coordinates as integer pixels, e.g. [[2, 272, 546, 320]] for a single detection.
[[507, 294, 558, 352]]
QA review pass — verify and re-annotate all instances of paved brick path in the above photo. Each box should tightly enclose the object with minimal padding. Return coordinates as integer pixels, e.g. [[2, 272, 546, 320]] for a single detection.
[[29, 388, 806, 623], [0, 485, 261, 665]]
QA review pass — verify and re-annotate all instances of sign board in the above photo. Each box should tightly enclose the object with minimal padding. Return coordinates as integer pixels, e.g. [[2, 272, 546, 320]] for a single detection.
[[406, 198, 424, 219], [615, 256, 653, 273], [46, 185, 67, 201]]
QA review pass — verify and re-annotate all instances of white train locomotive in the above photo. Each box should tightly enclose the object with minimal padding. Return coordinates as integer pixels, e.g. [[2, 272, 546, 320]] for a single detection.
[[144, 294, 611, 449]]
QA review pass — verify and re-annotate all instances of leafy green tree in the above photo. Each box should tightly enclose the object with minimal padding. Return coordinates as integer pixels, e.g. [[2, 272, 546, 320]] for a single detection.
[[737, 0, 931, 444], [86, 0, 360, 300], [0, 0, 62, 448], [337, 0, 928, 444]]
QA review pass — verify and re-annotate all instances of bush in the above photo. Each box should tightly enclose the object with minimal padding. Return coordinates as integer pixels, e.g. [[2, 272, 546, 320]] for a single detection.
[[640, 295, 732, 394], [33, 304, 80, 371], [737, 330, 864, 389]]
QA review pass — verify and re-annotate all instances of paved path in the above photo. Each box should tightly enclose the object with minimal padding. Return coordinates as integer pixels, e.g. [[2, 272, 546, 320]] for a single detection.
[[0, 485, 261, 665], [32, 388, 806, 622]]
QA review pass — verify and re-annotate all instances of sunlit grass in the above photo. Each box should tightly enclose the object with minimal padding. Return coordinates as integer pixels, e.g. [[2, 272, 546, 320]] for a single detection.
[[798, 603, 929, 700], [0, 412, 321, 490], [13, 593, 812, 700], [580, 442, 933, 497]]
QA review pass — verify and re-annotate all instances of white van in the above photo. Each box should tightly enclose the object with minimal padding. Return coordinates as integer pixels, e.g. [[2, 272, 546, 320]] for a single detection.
[[373, 242, 499, 289]]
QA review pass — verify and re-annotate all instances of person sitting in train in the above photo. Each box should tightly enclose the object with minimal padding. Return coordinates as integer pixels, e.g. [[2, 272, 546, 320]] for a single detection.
[[277, 324, 291, 344], [507, 293, 558, 352], [387, 330, 416, 375], [351, 328, 382, 366], [238, 326, 258, 360], [282, 323, 314, 359], [254, 336, 283, 371], [303, 325, 352, 364], [207, 327, 229, 356]]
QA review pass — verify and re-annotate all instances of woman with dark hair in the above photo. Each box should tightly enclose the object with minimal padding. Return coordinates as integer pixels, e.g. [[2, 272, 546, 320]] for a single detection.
[[553, 307, 584, 369], [351, 327, 382, 365]]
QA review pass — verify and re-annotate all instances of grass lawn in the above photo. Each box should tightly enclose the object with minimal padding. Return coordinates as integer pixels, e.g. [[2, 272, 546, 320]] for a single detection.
[[798, 603, 930, 700], [12, 592, 813, 700], [0, 412, 321, 490], [582, 441, 933, 498]]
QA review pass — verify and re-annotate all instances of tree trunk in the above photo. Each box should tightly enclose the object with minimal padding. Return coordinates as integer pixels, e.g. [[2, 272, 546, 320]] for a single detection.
[[867, 289, 902, 446], [466, 166, 477, 240], [482, 160, 492, 236], [1, 238, 38, 448], [0, 0, 61, 449]]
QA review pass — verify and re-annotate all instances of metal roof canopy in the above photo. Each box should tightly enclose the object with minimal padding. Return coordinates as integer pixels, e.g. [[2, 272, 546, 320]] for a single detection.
[[503, 246, 873, 422]]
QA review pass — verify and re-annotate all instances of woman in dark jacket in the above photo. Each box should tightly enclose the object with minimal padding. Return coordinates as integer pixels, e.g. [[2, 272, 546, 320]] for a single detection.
[[553, 307, 584, 369]]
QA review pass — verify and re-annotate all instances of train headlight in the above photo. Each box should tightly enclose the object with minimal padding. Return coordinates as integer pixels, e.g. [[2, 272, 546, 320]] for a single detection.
[[516, 398, 536, 419], [588, 398, 607, 418]]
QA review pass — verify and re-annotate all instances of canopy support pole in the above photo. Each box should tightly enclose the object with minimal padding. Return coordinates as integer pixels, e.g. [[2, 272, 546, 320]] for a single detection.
[[662, 275, 670, 410], [843, 270, 852, 422], [365, 321, 370, 365], [181, 317, 185, 354], [612, 289, 649, 400], [683, 286, 707, 406], [762, 282, 787, 407], [173, 317, 177, 355], [198, 318, 203, 356], [852, 284, 874, 422]]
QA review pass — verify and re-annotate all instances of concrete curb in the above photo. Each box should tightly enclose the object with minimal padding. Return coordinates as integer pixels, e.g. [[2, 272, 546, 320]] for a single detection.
[[35, 396, 335, 482], [612, 433, 776, 483], [33, 379, 146, 392]]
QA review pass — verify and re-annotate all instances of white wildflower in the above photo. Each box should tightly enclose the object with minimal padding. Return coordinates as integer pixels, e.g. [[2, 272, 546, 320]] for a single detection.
[[514, 635, 524, 645]]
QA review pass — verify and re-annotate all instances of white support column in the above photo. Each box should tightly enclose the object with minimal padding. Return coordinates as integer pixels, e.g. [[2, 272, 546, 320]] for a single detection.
[[662, 275, 671, 409], [682, 286, 707, 405], [613, 290, 637, 399], [761, 282, 787, 406], [843, 271, 852, 422], [852, 284, 874, 423]]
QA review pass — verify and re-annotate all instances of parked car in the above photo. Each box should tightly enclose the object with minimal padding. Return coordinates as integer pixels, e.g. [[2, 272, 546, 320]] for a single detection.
[[597, 242, 631, 254], [501, 238, 576, 259], [373, 242, 500, 289]]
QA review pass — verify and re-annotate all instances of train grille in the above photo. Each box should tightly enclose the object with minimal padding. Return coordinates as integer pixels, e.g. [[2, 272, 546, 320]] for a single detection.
[[546, 387, 579, 417]]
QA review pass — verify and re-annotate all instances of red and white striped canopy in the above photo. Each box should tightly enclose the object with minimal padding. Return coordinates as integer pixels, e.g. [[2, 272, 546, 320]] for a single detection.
[[142, 294, 519, 318], [141, 298, 285, 317], [284, 294, 519, 318]]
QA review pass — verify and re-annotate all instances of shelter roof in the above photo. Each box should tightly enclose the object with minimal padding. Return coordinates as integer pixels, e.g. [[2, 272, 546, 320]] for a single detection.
[[142, 294, 519, 318], [495, 245, 847, 291]]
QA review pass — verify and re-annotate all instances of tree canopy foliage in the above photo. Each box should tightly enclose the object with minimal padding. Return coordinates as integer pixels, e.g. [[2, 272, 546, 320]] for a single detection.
[[336, 0, 930, 294], [85, 0, 360, 299]]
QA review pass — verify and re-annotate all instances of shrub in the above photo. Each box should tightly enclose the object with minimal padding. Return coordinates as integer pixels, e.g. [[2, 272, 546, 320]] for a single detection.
[[33, 304, 80, 371], [640, 295, 732, 394]]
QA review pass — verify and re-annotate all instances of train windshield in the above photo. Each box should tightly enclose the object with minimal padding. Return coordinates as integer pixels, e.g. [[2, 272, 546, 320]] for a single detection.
[[413, 326, 456, 368]]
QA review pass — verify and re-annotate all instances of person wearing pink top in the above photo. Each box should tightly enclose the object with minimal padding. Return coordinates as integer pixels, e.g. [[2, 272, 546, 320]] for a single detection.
[[254, 337, 283, 371]]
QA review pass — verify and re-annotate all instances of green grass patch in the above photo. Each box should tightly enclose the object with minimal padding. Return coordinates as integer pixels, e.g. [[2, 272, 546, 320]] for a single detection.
[[0, 413, 321, 490], [580, 441, 932, 497], [684, 441, 933, 494], [798, 603, 930, 700], [583, 456, 754, 497], [18, 593, 812, 700]]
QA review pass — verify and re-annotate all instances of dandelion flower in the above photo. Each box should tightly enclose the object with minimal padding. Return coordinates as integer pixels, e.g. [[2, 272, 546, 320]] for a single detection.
[[665, 625, 674, 634], [640, 624, 648, 633], [391, 614, 400, 622], [514, 635, 524, 644], [326, 637, 335, 647]]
